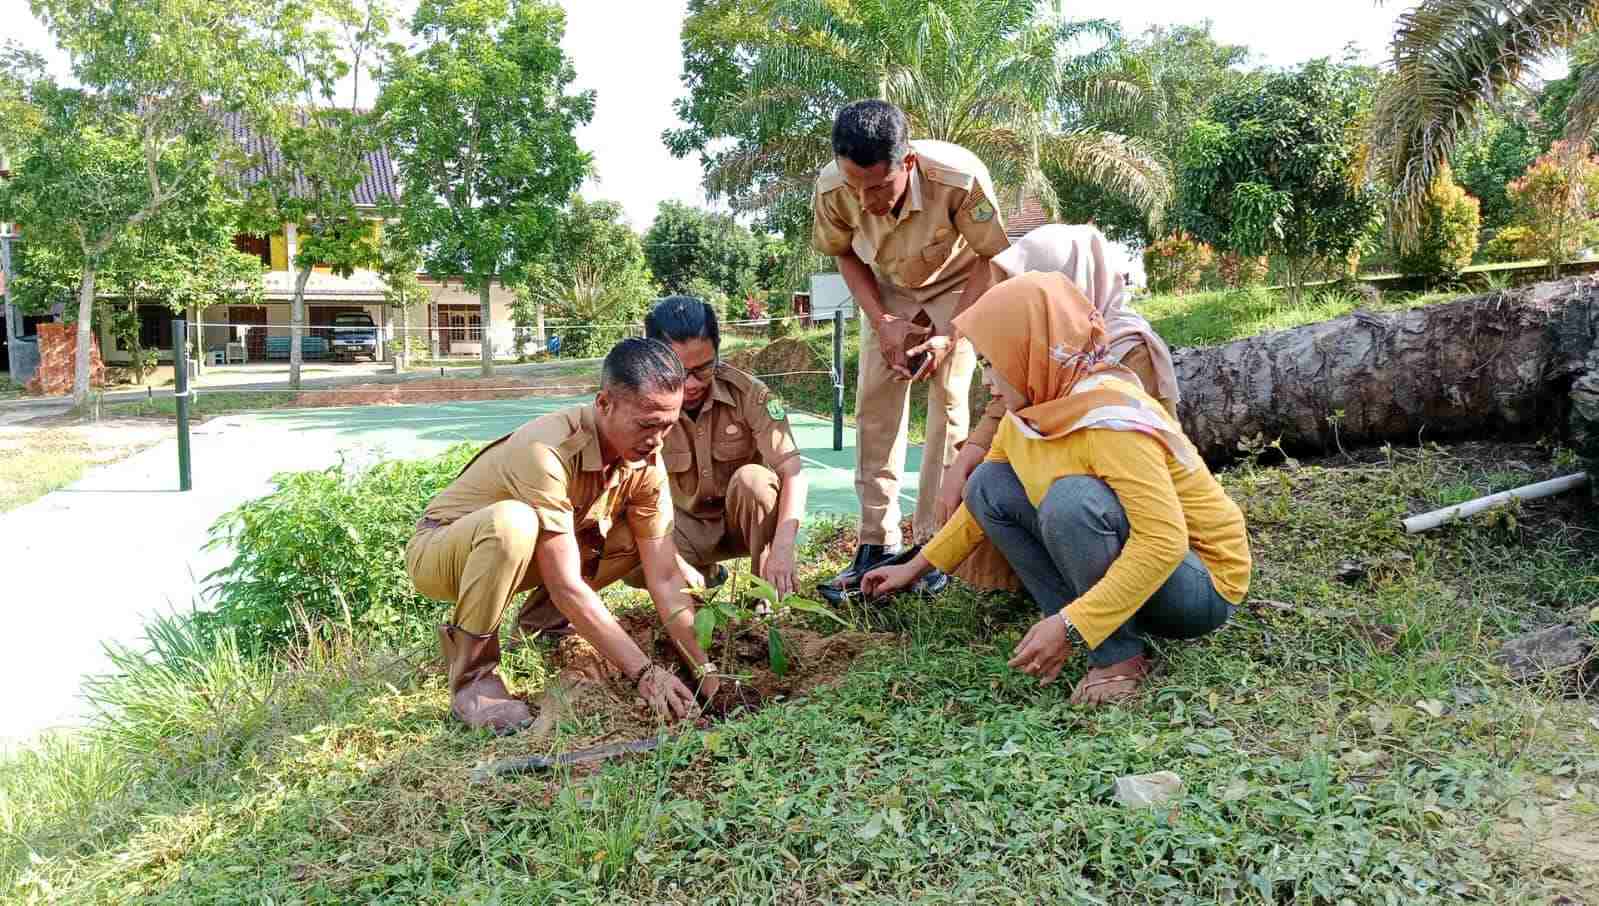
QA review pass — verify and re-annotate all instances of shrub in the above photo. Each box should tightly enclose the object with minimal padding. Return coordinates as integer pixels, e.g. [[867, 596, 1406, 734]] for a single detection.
[[1480, 225, 1534, 263], [1506, 140, 1599, 274], [1393, 163, 1481, 282], [767, 291, 796, 339], [1144, 231, 1214, 295], [200, 444, 479, 653], [1215, 251, 1269, 289]]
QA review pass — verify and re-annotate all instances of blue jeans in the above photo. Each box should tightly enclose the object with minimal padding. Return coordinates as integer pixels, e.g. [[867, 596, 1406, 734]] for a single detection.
[[965, 462, 1231, 667]]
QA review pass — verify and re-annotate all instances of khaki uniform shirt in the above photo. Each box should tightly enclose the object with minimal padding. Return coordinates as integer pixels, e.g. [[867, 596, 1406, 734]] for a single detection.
[[422, 404, 673, 551], [812, 139, 1011, 303], [662, 365, 800, 519]]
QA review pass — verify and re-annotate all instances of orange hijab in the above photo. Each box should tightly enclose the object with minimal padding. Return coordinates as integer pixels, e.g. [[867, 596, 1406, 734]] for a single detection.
[[953, 271, 1196, 469]]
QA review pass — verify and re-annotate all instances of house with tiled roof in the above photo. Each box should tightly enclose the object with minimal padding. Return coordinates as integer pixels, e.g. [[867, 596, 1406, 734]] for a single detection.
[[95, 113, 518, 370]]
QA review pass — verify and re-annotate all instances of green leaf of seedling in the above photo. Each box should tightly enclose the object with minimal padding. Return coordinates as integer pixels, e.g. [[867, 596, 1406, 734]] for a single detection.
[[784, 597, 851, 627], [750, 575, 779, 604], [694, 607, 716, 651], [769, 625, 789, 676]]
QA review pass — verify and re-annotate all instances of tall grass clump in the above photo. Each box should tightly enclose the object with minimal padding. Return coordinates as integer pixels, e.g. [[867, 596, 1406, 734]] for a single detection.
[[201, 443, 480, 653]]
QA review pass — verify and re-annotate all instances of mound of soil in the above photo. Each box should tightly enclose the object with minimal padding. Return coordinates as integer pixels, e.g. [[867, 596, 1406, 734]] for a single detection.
[[528, 611, 894, 747], [750, 338, 825, 377], [293, 375, 599, 407]]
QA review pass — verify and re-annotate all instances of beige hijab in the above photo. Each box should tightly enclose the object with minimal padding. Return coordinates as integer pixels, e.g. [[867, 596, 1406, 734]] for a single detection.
[[992, 223, 1180, 407]]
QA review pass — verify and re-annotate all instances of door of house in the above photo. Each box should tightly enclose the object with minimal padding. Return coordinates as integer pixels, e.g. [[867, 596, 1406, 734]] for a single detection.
[[230, 307, 268, 361], [435, 304, 481, 355]]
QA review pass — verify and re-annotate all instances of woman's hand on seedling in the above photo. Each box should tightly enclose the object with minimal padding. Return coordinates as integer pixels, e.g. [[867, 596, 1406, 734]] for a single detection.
[[861, 562, 917, 599], [1008, 614, 1073, 685]]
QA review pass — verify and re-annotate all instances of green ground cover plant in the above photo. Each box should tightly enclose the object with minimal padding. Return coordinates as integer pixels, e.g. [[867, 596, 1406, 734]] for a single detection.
[[5, 438, 1598, 903]]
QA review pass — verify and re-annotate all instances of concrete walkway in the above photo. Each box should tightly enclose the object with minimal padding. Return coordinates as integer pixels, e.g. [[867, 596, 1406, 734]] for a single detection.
[[0, 396, 924, 748]]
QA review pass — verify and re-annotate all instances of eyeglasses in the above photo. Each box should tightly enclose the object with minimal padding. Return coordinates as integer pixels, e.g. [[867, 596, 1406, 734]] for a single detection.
[[683, 358, 718, 382]]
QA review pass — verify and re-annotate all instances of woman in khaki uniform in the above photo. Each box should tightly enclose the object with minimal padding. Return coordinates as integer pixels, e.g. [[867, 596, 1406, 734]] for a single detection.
[[935, 224, 1182, 592]]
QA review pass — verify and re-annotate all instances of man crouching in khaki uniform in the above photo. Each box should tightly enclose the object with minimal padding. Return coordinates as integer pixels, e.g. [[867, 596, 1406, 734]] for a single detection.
[[517, 296, 809, 639], [811, 98, 1011, 599], [406, 338, 718, 733]]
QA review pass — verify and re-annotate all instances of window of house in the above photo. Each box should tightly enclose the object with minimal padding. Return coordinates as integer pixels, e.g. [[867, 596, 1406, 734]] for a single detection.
[[137, 306, 174, 349], [232, 233, 271, 268]]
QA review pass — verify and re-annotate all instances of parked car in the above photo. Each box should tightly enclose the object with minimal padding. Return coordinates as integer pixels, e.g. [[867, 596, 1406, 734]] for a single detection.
[[329, 312, 379, 362]]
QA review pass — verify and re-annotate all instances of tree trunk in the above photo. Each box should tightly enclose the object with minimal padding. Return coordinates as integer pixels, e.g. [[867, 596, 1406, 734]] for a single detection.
[[398, 301, 409, 371], [290, 267, 312, 390], [1174, 278, 1599, 463], [479, 282, 494, 377], [74, 265, 96, 406]]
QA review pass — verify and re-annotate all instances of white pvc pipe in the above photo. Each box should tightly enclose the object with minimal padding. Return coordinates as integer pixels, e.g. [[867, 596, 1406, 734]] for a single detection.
[[1402, 472, 1589, 534]]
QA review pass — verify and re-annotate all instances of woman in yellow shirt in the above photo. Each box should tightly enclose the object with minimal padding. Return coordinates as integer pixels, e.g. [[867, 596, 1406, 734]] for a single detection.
[[863, 272, 1251, 705]]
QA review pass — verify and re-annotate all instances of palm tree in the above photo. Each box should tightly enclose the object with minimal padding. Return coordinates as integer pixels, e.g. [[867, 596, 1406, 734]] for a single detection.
[[1369, 0, 1599, 238], [668, 0, 1169, 235]]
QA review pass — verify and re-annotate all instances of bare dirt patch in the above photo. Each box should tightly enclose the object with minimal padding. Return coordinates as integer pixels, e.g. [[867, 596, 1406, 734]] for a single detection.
[[1495, 796, 1599, 899], [518, 611, 895, 752], [292, 374, 600, 407]]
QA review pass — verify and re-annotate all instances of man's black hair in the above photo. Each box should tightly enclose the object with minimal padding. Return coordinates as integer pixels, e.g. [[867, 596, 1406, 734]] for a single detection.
[[601, 337, 685, 397], [644, 295, 721, 352], [832, 99, 911, 169]]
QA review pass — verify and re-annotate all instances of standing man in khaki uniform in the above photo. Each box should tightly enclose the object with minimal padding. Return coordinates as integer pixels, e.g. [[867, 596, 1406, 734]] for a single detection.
[[811, 99, 1011, 598], [406, 339, 718, 733], [517, 296, 809, 638]]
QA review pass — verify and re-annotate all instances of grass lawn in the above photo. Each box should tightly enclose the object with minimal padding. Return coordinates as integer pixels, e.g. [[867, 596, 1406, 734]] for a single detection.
[[0, 431, 93, 511], [5, 439, 1599, 902], [0, 423, 167, 512], [105, 390, 298, 420], [0, 379, 22, 401], [1134, 284, 1462, 349]]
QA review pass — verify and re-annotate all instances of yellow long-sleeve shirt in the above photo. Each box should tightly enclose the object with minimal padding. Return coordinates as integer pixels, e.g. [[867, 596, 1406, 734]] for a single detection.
[[923, 414, 1251, 649]]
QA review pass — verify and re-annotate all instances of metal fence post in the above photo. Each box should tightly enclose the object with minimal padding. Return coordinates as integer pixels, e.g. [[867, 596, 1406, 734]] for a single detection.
[[832, 309, 845, 451], [173, 318, 193, 492]]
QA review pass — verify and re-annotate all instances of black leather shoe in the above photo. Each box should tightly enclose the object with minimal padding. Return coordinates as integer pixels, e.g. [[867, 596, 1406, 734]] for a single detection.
[[913, 566, 949, 596], [817, 543, 901, 604]]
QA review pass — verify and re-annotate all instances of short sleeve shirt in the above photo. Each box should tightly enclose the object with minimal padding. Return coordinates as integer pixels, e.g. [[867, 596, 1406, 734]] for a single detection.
[[421, 404, 673, 548], [661, 366, 801, 520], [812, 139, 1011, 303]]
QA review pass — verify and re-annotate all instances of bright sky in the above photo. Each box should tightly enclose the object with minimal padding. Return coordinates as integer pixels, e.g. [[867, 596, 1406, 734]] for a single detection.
[[2, 0, 1572, 232]]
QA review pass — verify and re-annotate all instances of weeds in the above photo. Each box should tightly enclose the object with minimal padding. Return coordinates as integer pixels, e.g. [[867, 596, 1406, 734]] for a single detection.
[[6, 440, 1599, 903]]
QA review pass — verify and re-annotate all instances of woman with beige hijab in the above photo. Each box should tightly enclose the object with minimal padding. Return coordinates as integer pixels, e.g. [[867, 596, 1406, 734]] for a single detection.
[[864, 272, 1249, 704], [937, 224, 1180, 526], [935, 224, 1182, 593]]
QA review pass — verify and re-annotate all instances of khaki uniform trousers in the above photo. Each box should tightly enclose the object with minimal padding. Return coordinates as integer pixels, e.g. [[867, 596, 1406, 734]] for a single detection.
[[625, 462, 781, 587], [857, 283, 978, 547], [512, 464, 782, 633], [406, 500, 643, 636]]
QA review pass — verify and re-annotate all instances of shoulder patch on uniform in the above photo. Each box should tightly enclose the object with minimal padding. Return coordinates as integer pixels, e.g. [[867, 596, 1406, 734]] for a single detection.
[[971, 201, 995, 223], [766, 398, 787, 422], [814, 160, 847, 193], [921, 163, 975, 192]]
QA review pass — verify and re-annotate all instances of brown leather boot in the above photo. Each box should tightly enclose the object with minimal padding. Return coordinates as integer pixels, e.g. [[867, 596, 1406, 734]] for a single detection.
[[438, 624, 532, 734], [512, 589, 574, 640]]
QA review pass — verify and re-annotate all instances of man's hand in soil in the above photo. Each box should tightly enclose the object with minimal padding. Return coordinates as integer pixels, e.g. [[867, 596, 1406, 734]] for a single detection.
[[1008, 614, 1073, 685], [761, 535, 799, 600], [637, 665, 700, 720], [874, 314, 926, 380]]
